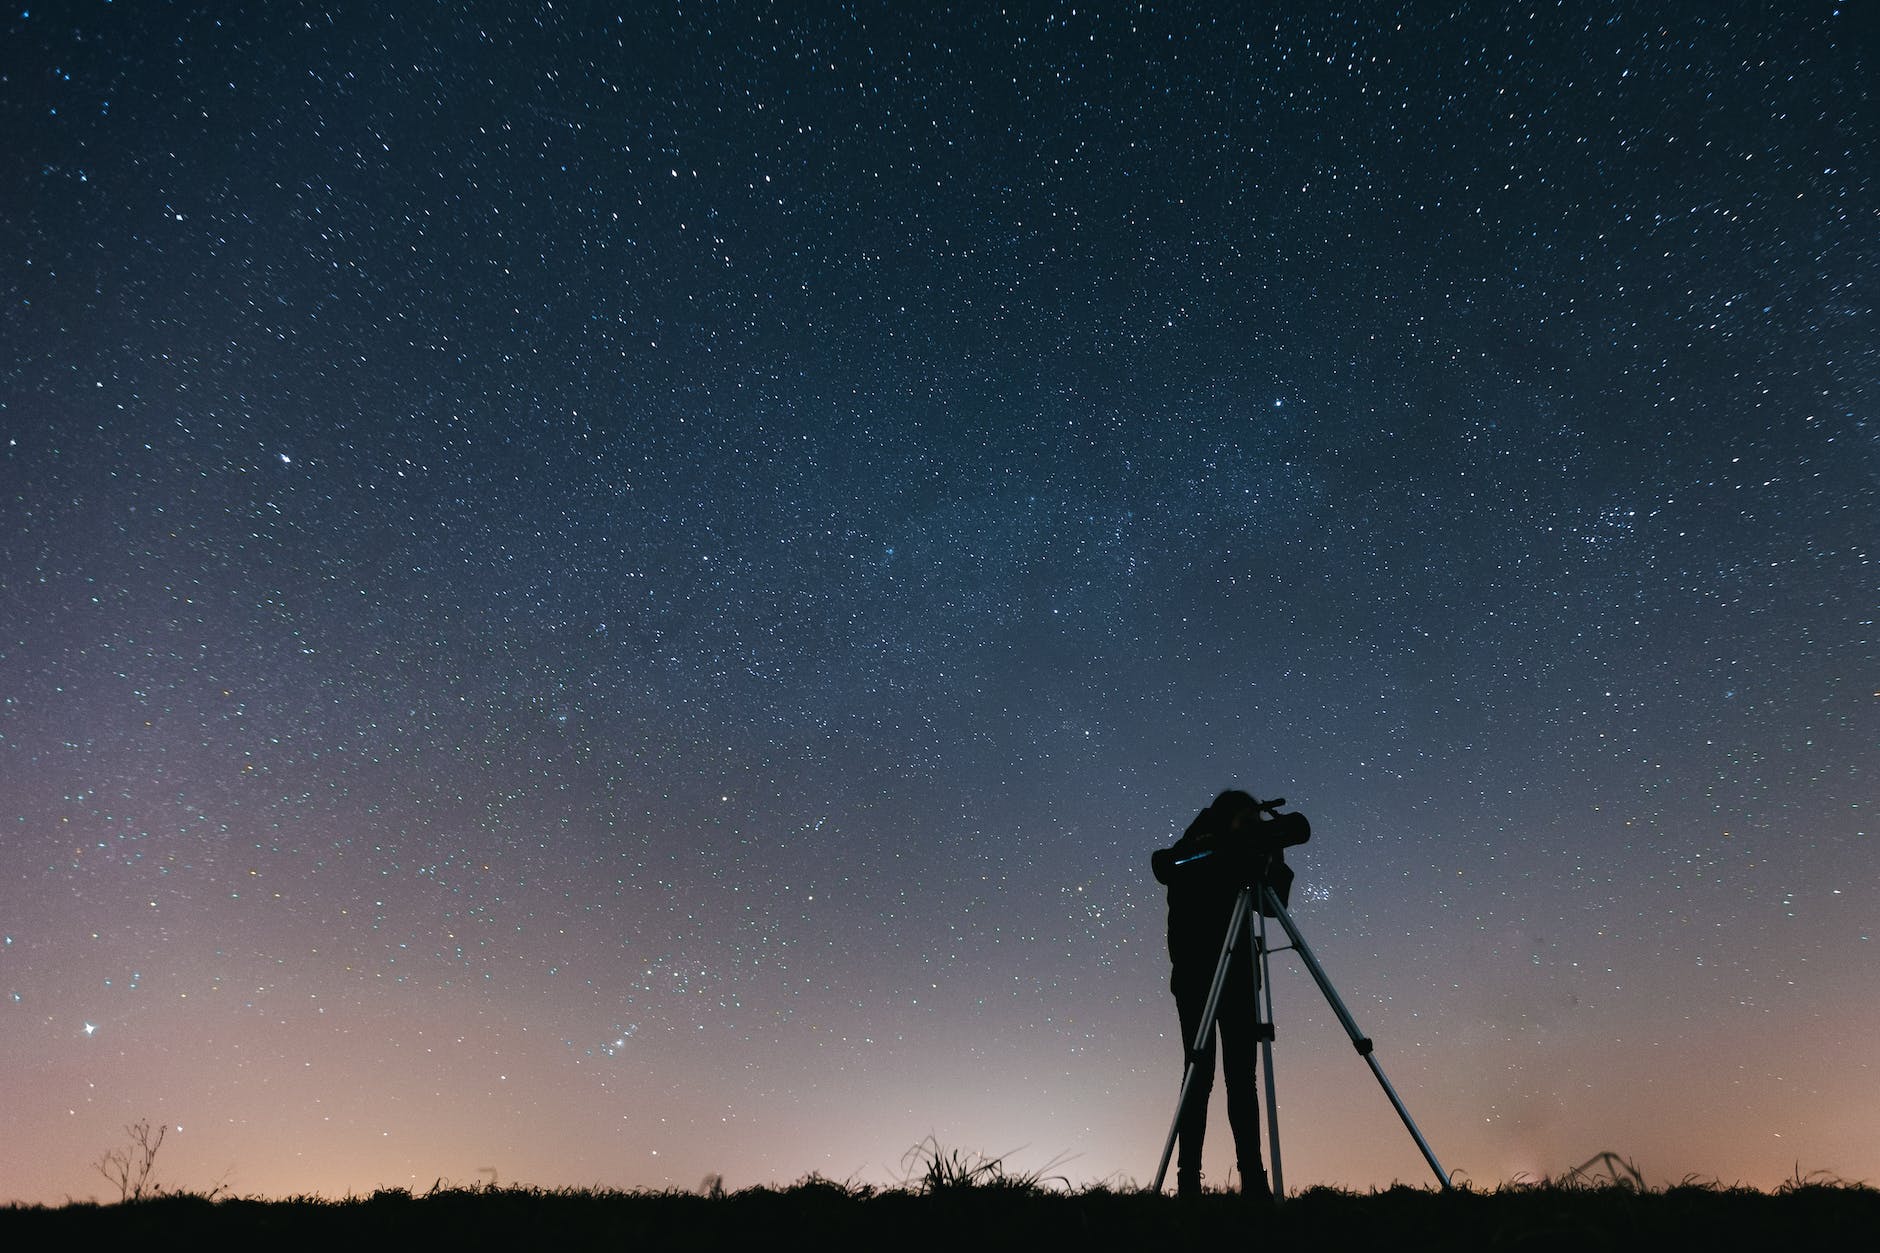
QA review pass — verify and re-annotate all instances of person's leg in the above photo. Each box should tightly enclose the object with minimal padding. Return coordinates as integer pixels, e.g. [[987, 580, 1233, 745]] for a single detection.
[[1173, 981, 1216, 1195], [1217, 970, 1269, 1198]]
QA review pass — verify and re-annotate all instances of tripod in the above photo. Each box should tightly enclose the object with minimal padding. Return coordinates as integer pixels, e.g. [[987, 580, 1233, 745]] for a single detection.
[[1153, 869, 1451, 1195]]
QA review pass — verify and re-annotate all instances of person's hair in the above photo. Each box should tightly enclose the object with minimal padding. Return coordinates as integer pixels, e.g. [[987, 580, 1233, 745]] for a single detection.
[[1180, 789, 1258, 845], [1210, 789, 1259, 821]]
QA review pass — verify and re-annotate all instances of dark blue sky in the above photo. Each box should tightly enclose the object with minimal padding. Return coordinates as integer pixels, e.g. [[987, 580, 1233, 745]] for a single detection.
[[2, 2, 1872, 1198]]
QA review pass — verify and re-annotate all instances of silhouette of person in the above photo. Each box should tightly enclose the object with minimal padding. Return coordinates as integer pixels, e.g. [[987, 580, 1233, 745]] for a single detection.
[[1151, 790, 1288, 1201]]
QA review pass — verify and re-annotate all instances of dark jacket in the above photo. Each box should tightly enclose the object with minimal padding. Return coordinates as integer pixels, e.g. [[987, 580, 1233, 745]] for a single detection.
[[1152, 817, 1294, 990]]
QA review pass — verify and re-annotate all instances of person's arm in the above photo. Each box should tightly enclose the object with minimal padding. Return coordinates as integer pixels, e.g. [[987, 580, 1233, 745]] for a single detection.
[[1151, 845, 1179, 884], [1151, 816, 1216, 884]]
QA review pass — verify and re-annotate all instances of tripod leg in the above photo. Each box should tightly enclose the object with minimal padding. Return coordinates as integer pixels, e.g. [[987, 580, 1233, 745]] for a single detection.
[[1153, 887, 1254, 1193], [1261, 884, 1452, 1190], [1257, 909, 1284, 1198]]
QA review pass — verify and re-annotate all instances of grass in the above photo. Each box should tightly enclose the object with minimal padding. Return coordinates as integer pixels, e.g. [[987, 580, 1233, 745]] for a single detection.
[[901, 1134, 1075, 1194], [5, 1154, 1874, 1252]]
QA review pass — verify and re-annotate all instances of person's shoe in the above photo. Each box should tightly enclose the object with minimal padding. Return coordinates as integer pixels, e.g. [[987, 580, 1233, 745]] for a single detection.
[[1240, 1165, 1274, 1208], [1176, 1167, 1202, 1200]]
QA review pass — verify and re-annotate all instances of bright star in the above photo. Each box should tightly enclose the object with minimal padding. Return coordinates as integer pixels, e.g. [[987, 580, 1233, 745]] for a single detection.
[[83, 1022, 97, 1036]]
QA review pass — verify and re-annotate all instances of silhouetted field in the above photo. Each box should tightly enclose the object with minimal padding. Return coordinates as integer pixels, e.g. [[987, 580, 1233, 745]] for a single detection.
[[7, 1177, 1877, 1252]]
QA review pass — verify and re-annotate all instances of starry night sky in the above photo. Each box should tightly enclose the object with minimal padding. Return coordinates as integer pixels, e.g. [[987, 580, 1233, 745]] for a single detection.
[[2, 2, 1873, 1202]]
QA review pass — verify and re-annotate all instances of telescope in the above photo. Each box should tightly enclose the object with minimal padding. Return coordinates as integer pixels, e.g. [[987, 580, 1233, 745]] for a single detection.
[[1153, 796, 1309, 900]]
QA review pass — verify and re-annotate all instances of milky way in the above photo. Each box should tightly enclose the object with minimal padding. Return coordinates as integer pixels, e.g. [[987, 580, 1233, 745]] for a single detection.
[[2, 4, 1872, 1201]]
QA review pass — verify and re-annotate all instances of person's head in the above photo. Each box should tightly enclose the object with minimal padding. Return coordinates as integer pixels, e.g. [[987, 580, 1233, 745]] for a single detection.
[[1208, 789, 1261, 836]]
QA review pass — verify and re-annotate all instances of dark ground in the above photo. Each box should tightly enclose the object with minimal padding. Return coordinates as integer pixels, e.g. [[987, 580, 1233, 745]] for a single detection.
[[8, 1180, 1877, 1252]]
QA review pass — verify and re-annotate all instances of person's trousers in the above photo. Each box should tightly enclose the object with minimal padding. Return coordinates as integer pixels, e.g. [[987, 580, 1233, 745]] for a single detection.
[[1173, 966, 1262, 1180]]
